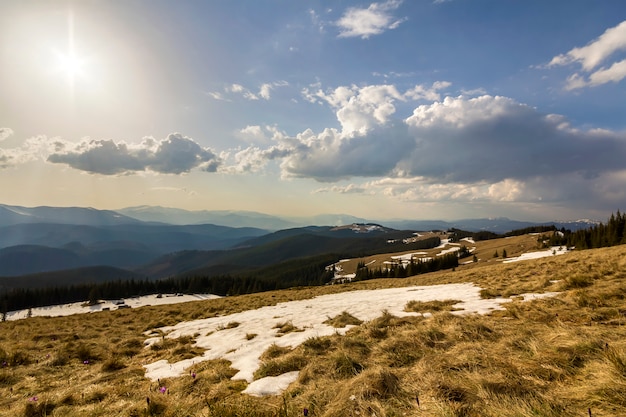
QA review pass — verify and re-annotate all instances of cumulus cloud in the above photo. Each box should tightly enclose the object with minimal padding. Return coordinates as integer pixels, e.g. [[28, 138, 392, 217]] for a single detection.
[[547, 20, 626, 89], [47, 133, 221, 175], [278, 123, 414, 181], [237, 125, 286, 145], [236, 91, 626, 199], [224, 144, 292, 174], [405, 81, 451, 101], [401, 95, 626, 182], [302, 81, 451, 134], [336, 0, 406, 39]]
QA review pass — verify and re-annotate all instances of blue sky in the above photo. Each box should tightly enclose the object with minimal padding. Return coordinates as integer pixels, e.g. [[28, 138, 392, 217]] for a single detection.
[[1, 0, 625, 221]]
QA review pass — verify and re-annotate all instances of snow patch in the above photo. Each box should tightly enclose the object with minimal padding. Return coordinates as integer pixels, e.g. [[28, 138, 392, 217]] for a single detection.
[[6, 294, 221, 321], [502, 246, 569, 263]]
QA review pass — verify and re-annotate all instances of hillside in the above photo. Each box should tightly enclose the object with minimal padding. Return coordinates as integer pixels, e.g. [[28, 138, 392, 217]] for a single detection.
[[135, 227, 439, 279], [1, 242, 625, 416]]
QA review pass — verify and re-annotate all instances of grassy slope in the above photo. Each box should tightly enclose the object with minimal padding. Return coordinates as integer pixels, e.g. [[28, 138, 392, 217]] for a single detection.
[[1, 240, 625, 417]]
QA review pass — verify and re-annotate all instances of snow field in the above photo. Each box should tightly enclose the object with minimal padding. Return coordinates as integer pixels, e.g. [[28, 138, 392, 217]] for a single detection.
[[143, 283, 557, 396]]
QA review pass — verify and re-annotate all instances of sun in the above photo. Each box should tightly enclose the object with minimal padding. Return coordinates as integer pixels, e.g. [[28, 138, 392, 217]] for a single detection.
[[52, 10, 89, 92], [55, 51, 85, 81]]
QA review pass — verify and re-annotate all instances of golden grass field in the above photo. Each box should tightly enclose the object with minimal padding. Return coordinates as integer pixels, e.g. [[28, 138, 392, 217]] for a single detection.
[[1, 236, 626, 417]]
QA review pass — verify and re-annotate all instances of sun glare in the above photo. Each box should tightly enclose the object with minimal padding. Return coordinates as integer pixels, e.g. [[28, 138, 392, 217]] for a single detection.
[[55, 51, 85, 80], [52, 10, 88, 94]]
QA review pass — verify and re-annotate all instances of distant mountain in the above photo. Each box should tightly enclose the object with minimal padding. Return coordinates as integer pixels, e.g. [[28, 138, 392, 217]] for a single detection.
[[118, 206, 299, 230], [2, 203, 599, 233], [0, 242, 159, 276], [0, 245, 82, 276], [382, 217, 599, 234], [119, 206, 372, 230], [286, 214, 369, 227], [0, 203, 601, 279], [0, 223, 268, 252], [0, 204, 141, 227]]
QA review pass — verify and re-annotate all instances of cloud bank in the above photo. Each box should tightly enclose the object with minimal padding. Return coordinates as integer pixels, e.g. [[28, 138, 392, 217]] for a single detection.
[[223, 82, 626, 211], [47, 133, 221, 175], [241, 84, 626, 186]]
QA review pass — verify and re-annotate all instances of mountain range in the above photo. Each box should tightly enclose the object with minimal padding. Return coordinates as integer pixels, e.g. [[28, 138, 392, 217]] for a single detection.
[[0, 203, 600, 283]]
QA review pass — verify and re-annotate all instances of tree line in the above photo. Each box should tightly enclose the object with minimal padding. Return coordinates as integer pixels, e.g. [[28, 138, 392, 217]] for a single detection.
[[353, 252, 459, 281], [1, 254, 337, 315], [543, 210, 626, 250]]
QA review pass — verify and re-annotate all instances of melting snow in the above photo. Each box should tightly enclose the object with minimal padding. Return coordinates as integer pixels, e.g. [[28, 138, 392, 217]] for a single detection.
[[502, 246, 569, 263], [142, 283, 558, 396], [5, 294, 221, 321]]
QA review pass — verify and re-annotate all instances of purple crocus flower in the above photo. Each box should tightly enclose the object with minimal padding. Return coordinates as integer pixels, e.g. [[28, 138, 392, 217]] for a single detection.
[[29, 396, 38, 402], [303, 408, 309, 416], [159, 386, 167, 394]]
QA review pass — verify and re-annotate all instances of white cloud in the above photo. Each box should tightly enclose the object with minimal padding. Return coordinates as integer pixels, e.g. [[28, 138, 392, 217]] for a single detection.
[[259, 83, 273, 100], [564, 73, 588, 91], [226, 84, 258, 100], [238, 125, 266, 143], [312, 183, 369, 194], [404, 81, 451, 101], [258, 81, 288, 100], [205, 91, 228, 101], [302, 82, 451, 134], [0, 127, 14, 142], [47, 133, 222, 175], [237, 125, 285, 145], [547, 20, 626, 89], [209, 81, 289, 101], [587, 58, 626, 86], [549, 20, 626, 71], [0, 133, 48, 168], [336, 0, 406, 39]]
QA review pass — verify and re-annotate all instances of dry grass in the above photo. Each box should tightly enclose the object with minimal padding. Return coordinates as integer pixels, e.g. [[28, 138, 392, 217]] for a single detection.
[[404, 299, 462, 313], [324, 311, 363, 328], [1, 241, 626, 416]]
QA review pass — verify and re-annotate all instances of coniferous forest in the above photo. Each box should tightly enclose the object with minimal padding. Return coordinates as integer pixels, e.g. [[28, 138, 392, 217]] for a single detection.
[[545, 210, 626, 249]]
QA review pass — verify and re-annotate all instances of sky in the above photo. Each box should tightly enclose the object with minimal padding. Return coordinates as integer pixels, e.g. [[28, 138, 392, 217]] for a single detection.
[[1, 0, 625, 222]]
